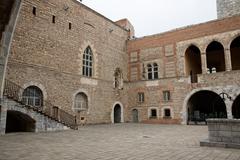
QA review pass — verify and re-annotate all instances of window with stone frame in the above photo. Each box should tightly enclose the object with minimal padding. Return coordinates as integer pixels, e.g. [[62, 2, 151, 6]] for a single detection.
[[74, 92, 88, 111], [164, 108, 171, 118], [147, 63, 159, 80], [163, 90, 171, 102], [82, 46, 93, 77], [138, 92, 144, 103], [22, 86, 43, 107], [150, 109, 157, 119]]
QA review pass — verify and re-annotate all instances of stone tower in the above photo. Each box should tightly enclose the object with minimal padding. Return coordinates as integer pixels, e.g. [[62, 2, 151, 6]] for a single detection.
[[217, 0, 240, 18]]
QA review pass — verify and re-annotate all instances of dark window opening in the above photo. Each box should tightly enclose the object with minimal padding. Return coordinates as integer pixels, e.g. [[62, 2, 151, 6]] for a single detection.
[[52, 15, 55, 23], [32, 7, 36, 16], [164, 109, 171, 118], [150, 109, 157, 118], [69, 22, 72, 30]]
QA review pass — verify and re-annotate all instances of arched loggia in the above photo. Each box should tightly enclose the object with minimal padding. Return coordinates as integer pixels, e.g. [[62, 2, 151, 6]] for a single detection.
[[230, 36, 240, 70], [232, 95, 240, 119], [185, 45, 202, 83], [206, 41, 226, 73], [187, 90, 227, 124]]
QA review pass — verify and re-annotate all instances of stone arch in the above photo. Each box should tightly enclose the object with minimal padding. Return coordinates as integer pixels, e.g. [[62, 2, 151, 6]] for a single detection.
[[184, 45, 202, 79], [206, 41, 226, 73], [72, 89, 90, 113], [78, 41, 98, 78], [6, 110, 36, 133], [203, 38, 226, 52], [232, 95, 240, 119], [182, 88, 228, 124], [0, 0, 22, 98], [21, 82, 47, 101], [111, 102, 124, 123], [230, 36, 240, 70]]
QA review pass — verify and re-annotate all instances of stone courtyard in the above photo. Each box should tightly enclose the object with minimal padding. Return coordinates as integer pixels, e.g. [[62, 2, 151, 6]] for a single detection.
[[0, 124, 240, 160]]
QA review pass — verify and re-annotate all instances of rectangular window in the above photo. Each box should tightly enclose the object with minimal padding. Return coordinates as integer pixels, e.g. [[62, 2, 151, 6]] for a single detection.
[[138, 92, 144, 103], [32, 7, 36, 15], [164, 109, 171, 118], [163, 91, 171, 102], [150, 109, 157, 118], [52, 15, 55, 23], [69, 22, 72, 30]]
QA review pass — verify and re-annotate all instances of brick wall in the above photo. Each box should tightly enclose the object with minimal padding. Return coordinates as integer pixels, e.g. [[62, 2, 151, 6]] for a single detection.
[[7, 0, 129, 124]]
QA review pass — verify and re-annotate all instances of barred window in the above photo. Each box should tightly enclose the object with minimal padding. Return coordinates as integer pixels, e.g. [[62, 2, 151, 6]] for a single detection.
[[74, 93, 88, 111], [22, 86, 43, 107], [83, 46, 93, 77]]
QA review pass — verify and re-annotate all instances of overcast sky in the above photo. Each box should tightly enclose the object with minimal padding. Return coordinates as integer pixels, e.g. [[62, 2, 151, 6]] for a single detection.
[[82, 0, 217, 37]]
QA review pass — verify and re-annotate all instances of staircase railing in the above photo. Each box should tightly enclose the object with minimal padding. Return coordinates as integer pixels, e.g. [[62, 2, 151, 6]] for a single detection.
[[3, 79, 77, 129]]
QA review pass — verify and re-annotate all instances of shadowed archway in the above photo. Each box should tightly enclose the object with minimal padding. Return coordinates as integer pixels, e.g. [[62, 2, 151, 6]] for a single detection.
[[6, 110, 36, 133], [230, 36, 240, 70], [114, 104, 121, 123], [185, 45, 202, 83], [232, 95, 240, 119], [206, 41, 225, 73], [187, 90, 227, 124]]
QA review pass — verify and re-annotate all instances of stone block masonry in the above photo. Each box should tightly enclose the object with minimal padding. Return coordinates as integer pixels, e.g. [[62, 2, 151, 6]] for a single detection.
[[201, 119, 240, 149], [217, 0, 240, 19]]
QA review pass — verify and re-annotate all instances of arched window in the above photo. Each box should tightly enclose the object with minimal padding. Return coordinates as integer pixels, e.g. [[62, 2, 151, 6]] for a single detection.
[[206, 41, 225, 73], [230, 36, 240, 70], [147, 64, 153, 80], [83, 46, 93, 77], [74, 93, 88, 111], [153, 63, 159, 79], [147, 63, 159, 80], [22, 86, 43, 107]]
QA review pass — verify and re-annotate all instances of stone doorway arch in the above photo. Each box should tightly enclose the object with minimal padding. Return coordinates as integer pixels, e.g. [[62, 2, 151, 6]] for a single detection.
[[111, 102, 124, 123], [132, 109, 139, 123]]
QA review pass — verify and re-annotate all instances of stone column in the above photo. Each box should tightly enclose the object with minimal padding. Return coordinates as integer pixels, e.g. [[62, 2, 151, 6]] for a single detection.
[[225, 99, 233, 119], [201, 53, 207, 74], [224, 48, 232, 71], [0, 105, 7, 134]]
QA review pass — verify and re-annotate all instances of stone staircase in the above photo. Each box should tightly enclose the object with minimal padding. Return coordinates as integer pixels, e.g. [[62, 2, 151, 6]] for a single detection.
[[3, 79, 78, 130]]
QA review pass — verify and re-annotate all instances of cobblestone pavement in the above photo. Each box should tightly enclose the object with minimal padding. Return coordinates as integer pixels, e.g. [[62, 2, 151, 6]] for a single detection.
[[0, 124, 240, 160]]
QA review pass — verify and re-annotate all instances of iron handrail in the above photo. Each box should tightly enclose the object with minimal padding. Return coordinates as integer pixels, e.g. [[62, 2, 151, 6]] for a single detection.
[[3, 79, 77, 129]]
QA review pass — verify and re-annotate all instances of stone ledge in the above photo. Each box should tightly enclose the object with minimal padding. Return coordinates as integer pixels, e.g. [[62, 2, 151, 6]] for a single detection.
[[207, 119, 240, 124], [200, 139, 240, 149]]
